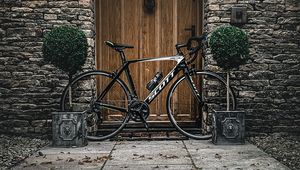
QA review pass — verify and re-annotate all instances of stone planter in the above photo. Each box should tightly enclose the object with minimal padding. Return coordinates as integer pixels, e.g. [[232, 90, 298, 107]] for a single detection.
[[52, 112, 87, 147], [212, 111, 245, 145]]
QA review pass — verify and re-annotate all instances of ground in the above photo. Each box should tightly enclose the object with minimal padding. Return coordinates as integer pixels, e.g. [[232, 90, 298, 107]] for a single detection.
[[249, 134, 300, 170], [0, 134, 49, 169], [0, 133, 299, 170]]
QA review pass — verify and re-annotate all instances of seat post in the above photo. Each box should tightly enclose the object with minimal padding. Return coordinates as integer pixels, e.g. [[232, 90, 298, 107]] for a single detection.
[[118, 50, 127, 64]]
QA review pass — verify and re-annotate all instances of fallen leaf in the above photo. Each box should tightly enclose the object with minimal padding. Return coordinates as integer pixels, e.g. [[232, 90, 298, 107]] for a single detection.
[[95, 155, 111, 162], [82, 159, 93, 163], [66, 157, 75, 162], [23, 163, 37, 167], [40, 161, 52, 165], [84, 155, 91, 160], [56, 156, 63, 161], [82, 155, 92, 163], [160, 154, 178, 159], [133, 153, 139, 156], [153, 165, 159, 168], [29, 163, 37, 166], [215, 153, 222, 159], [78, 161, 84, 165]]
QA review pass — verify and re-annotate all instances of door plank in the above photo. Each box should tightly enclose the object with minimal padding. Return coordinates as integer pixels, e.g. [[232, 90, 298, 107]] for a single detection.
[[96, 0, 202, 122]]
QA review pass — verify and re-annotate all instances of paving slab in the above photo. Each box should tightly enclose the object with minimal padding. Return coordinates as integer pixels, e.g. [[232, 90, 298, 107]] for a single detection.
[[12, 142, 115, 170], [184, 140, 290, 170], [11, 140, 290, 170], [105, 141, 192, 166], [103, 164, 194, 170]]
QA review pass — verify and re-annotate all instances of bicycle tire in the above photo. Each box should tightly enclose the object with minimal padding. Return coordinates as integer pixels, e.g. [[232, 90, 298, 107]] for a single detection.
[[60, 70, 131, 141], [167, 70, 236, 140]]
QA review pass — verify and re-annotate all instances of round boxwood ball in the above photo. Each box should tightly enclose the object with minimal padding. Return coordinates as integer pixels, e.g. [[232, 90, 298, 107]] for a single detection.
[[43, 26, 88, 76], [209, 25, 250, 70]]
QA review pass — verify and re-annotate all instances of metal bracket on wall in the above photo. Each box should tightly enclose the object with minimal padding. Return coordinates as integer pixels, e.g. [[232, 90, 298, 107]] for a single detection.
[[231, 7, 247, 25]]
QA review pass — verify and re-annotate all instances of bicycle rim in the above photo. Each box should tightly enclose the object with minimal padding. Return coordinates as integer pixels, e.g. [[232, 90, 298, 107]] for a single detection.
[[167, 70, 236, 140], [60, 71, 130, 141]]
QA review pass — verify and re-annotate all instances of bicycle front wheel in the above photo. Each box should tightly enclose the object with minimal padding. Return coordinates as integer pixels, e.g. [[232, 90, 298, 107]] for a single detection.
[[167, 70, 236, 140], [60, 70, 130, 141]]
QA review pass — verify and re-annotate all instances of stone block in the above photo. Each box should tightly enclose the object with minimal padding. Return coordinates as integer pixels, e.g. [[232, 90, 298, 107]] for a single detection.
[[31, 120, 47, 127], [22, 1, 48, 8], [0, 119, 30, 127], [249, 71, 275, 79], [11, 7, 33, 12], [239, 91, 256, 98], [58, 14, 77, 21], [79, 0, 92, 8], [6, 28, 36, 37], [48, 1, 79, 8], [44, 14, 57, 20], [208, 4, 220, 11]]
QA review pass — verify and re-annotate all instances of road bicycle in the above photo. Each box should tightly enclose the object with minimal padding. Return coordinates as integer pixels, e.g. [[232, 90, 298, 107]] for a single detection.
[[60, 34, 236, 141]]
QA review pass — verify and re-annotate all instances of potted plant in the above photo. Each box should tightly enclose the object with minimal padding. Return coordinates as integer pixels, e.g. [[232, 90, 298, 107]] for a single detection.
[[209, 25, 250, 144], [43, 26, 88, 106], [43, 26, 88, 147]]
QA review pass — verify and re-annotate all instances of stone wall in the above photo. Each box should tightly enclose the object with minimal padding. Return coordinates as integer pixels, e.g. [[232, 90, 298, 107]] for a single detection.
[[0, 0, 95, 134], [204, 0, 300, 135], [0, 0, 299, 136]]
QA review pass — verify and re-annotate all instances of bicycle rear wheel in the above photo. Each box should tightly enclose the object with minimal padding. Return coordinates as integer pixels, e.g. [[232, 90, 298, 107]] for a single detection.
[[167, 70, 236, 140], [60, 70, 130, 141]]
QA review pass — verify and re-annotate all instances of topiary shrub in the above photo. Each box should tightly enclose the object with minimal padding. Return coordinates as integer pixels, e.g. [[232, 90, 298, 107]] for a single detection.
[[209, 25, 250, 70], [209, 25, 250, 111], [43, 26, 88, 80]]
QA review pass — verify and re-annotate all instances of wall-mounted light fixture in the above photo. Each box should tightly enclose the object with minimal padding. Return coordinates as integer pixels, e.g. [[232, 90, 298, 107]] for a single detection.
[[230, 6, 247, 25], [144, 0, 156, 14]]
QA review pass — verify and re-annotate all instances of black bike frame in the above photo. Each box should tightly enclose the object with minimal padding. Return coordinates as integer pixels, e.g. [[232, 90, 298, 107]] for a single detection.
[[96, 52, 202, 112]]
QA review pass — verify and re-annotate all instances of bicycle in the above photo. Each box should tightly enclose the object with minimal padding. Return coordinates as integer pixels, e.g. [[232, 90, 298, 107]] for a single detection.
[[60, 34, 236, 141]]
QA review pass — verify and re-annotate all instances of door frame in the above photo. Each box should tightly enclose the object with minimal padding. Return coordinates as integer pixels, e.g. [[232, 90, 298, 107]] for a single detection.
[[93, 0, 205, 124]]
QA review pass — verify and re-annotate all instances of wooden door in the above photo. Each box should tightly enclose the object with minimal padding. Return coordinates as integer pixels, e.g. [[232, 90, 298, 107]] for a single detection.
[[96, 0, 203, 121]]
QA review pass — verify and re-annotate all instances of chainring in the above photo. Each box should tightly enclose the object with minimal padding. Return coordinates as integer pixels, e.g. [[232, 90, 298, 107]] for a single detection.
[[129, 100, 150, 122]]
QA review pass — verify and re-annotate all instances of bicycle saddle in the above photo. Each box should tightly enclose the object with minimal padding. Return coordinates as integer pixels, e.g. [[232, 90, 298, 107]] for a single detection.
[[105, 41, 134, 50]]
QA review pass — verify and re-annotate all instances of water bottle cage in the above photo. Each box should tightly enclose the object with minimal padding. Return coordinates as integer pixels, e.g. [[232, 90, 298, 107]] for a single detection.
[[146, 72, 163, 91]]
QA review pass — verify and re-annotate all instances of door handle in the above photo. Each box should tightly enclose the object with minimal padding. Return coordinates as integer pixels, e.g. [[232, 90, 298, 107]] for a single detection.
[[185, 25, 196, 37]]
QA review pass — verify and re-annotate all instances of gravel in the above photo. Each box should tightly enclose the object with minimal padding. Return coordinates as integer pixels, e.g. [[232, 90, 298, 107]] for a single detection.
[[249, 134, 300, 170], [0, 134, 49, 169]]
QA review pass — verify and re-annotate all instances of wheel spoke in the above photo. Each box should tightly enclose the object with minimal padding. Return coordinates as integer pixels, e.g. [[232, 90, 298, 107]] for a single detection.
[[60, 71, 130, 141], [167, 71, 236, 140]]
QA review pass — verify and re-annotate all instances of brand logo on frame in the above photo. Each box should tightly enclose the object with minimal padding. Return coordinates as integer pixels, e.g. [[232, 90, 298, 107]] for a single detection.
[[147, 70, 175, 101]]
